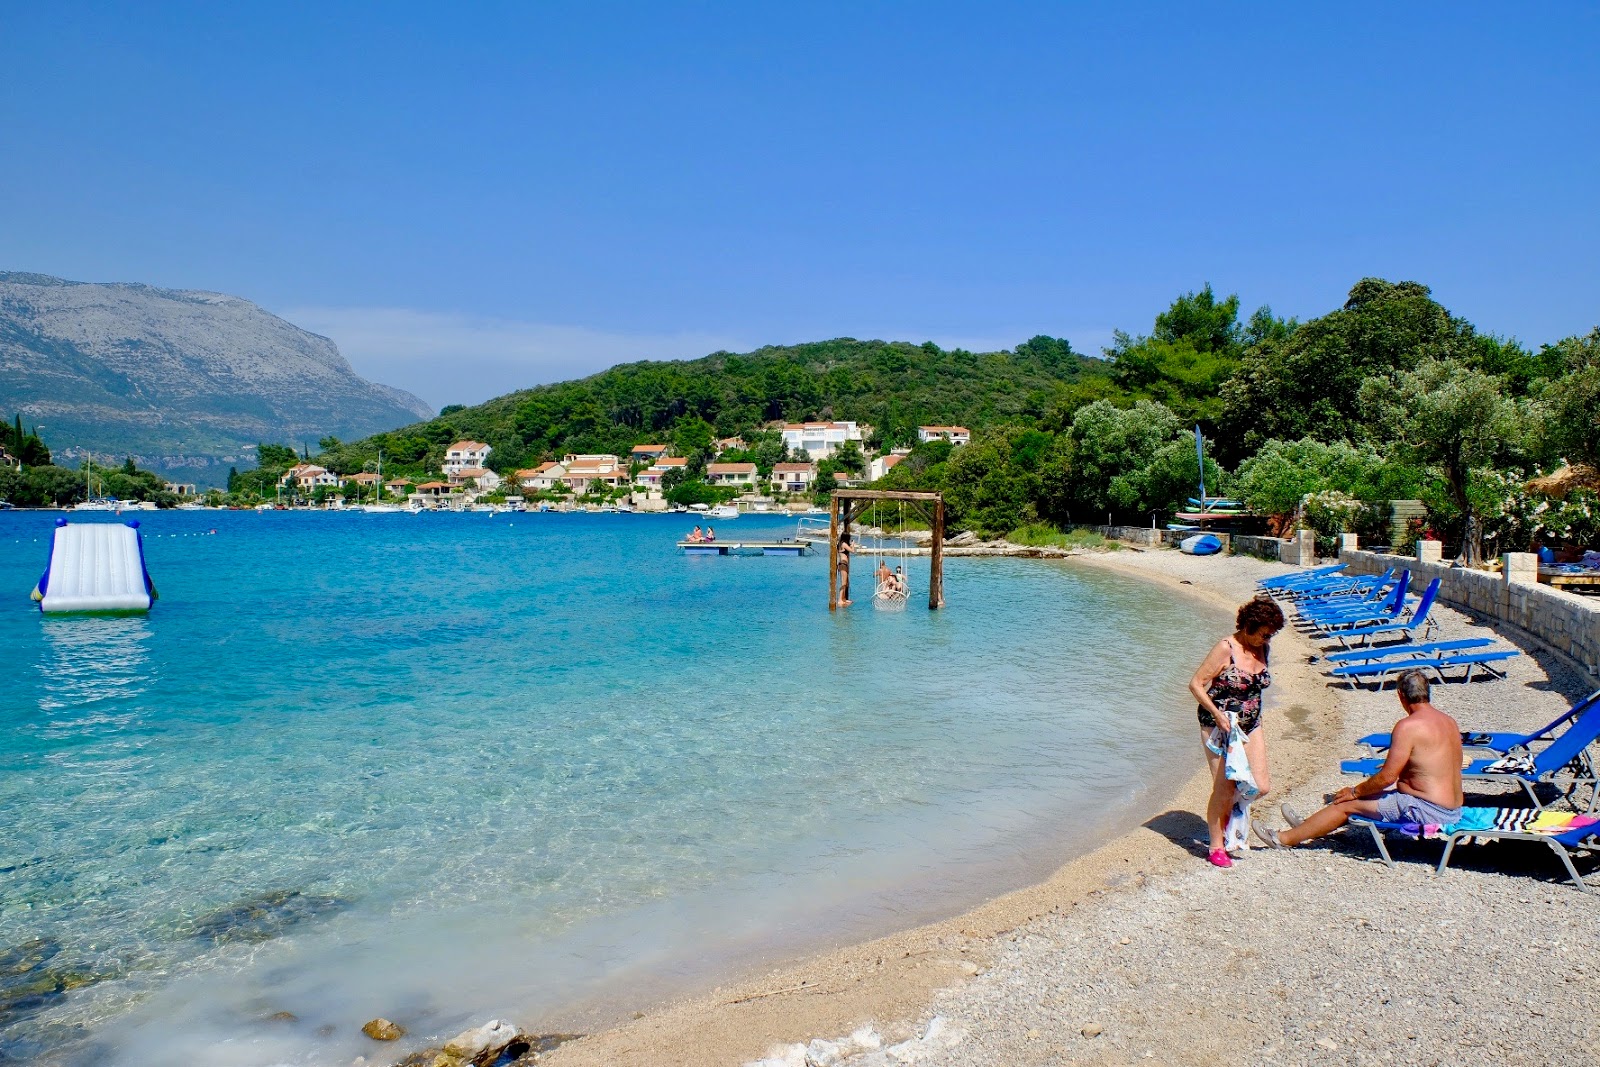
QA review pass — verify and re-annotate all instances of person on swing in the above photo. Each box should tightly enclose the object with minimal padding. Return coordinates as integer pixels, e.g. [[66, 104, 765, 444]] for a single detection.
[[837, 533, 853, 606]]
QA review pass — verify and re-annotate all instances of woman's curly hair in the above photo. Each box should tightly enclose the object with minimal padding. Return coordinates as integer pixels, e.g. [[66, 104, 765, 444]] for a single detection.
[[1236, 595, 1285, 635]]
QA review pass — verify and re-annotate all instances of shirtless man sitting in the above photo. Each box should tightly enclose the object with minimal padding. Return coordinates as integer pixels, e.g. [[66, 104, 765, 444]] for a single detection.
[[1255, 669, 1463, 848]]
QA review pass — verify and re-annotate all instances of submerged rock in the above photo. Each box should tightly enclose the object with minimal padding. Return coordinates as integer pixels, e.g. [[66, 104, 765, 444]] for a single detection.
[[0, 937, 115, 1028], [186, 889, 349, 944], [363, 1018, 406, 1041]]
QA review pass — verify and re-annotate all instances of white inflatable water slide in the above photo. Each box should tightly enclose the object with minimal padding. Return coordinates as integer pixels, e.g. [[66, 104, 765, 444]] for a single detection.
[[31, 519, 158, 613]]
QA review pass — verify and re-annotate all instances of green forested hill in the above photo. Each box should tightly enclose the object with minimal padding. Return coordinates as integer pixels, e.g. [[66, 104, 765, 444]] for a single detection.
[[318, 335, 1109, 475]]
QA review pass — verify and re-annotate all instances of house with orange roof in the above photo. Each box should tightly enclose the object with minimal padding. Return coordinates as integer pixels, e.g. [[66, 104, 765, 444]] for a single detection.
[[443, 440, 491, 476], [769, 461, 818, 494], [916, 425, 970, 446], [629, 443, 672, 463], [706, 461, 758, 487], [560, 454, 627, 494], [279, 463, 342, 490], [636, 456, 687, 488], [868, 452, 909, 480], [448, 466, 501, 490]]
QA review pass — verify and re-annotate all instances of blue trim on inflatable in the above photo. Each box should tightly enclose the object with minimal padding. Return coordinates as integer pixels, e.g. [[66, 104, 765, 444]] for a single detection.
[[133, 522, 157, 600], [36, 520, 67, 610]]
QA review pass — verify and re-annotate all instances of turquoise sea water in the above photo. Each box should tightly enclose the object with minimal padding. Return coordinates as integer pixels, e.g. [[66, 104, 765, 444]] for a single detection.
[[0, 510, 1221, 1065]]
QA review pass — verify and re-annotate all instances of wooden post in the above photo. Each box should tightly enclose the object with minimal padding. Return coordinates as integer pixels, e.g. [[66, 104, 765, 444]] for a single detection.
[[828, 494, 841, 610], [928, 498, 945, 609]]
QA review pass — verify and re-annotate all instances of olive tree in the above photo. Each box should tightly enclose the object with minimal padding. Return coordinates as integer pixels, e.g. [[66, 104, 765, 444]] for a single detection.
[[1359, 359, 1533, 565]]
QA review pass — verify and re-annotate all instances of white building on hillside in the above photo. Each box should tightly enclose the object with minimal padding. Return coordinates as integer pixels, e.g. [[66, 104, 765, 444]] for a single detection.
[[560, 454, 627, 494], [280, 463, 342, 490], [706, 461, 758, 487], [637, 456, 687, 488], [444, 441, 492, 475], [868, 452, 908, 481], [916, 426, 970, 446], [780, 421, 864, 459], [769, 461, 818, 494]]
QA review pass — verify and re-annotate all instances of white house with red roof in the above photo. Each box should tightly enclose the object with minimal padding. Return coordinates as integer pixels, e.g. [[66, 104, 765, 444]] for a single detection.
[[706, 461, 758, 487], [280, 463, 343, 490], [560, 454, 627, 493], [868, 452, 909, 481], [637, 456, 687, 488], [916, 425, 970, 446], [769, 461, 818, 494], [443, 440, 492, 476]]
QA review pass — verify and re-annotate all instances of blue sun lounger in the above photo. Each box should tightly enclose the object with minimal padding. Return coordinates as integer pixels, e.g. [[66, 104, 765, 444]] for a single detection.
[[1354, 687, 1600, 754], [1343, 701, 1600, 812], [1259, 564, 1344, 592], [1323, 637, 1492, 665], [1298, 572, 1407, 624], [1323, 578, 1441, 648], [1285, 570, 1391, 603], [1348, 809, 1599, 892], [1327, 648, 1521, 688]]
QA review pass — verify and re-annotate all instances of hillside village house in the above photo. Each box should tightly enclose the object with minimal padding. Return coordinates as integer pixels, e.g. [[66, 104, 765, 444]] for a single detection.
[[713, 436, 746, 456], [449, 466, 501, 491], [868, 452, 907, 481], [347, 472, 380, 489], [779, 421, 865, 459], [706, 461, 758, 487], [629, 444, 672, 464], [0, 448, 18, 469], [280, 463, 342, 490], [769, 461, 818, 493], [443, 441, 492, 476], [560, 454, 627, 494], [385, 479, 412, 498], [164, 482, 197, 497], [517, 461, 564, 492], [917, 425, 970, 446], [637, 456, 687, 488], [414, 480, 453, 499]]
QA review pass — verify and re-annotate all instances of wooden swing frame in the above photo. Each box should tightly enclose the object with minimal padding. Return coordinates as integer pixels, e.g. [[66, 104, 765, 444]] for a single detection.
[[828, 490, 945, 611]]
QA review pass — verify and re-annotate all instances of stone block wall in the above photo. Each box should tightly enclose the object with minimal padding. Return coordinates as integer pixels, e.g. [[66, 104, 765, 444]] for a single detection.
[[1338, 545, 1600, 676]]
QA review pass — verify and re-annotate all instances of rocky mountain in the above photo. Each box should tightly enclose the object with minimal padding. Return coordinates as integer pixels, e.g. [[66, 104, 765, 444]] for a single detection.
[[0, 271, 433, 480]]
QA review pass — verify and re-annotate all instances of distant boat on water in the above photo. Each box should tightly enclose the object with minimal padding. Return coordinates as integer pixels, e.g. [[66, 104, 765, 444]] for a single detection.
[[708, 504, 739, 519]]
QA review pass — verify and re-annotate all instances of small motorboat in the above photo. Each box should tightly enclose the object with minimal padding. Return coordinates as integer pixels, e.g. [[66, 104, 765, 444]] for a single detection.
[[708, 504, 739, 519]]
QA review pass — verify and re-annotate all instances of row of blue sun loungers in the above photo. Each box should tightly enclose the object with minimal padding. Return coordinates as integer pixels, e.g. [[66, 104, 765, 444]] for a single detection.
[[1258, 567, 1600, 890], [1272, 568, 1521, 686]]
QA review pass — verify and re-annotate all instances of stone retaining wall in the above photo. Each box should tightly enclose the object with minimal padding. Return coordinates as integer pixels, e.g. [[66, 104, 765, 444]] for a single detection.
[[1338, 543, 1600, 676]]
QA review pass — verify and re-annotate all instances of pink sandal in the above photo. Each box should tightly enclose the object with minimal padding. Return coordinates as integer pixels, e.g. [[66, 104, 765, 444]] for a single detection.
[[1207, 848, 1233, 868]]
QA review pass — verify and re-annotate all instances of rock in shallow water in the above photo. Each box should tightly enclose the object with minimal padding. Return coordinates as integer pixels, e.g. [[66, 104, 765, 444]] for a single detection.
[[363, 1018, 406, 1041]]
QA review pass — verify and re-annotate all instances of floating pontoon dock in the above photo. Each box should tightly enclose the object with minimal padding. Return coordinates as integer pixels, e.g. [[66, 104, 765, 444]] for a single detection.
[[677, 539, 812, 556]]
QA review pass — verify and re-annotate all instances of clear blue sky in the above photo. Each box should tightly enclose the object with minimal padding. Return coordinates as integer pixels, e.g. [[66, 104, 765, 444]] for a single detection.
[[3, 3, 1596, 408]]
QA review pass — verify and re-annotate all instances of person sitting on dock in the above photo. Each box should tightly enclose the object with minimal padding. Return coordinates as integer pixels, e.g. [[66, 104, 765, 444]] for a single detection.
[[687, 525, 704, 542], [705, 525, 716, 542], [1255, 670, 1463, 850]]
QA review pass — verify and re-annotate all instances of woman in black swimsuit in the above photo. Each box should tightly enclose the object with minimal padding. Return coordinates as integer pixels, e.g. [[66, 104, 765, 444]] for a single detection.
[[1188, 595, 1284, 867]]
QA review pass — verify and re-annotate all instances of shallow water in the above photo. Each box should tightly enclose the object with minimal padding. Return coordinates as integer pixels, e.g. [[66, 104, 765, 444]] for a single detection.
[[0, 510, 1221, 1064]]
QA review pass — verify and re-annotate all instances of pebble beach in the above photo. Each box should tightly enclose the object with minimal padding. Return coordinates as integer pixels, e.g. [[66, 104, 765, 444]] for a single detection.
[[536, 547, 1599, 1067]]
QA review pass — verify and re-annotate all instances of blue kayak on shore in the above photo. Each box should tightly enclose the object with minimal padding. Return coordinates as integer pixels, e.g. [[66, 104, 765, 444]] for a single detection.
[[1180, 533, 1223, 555]]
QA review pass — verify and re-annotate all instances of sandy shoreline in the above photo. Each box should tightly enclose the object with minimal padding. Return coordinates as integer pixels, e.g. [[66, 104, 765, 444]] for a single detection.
[[535, 548, 1322, 1067]]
